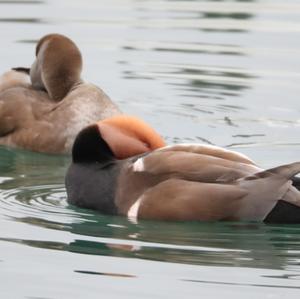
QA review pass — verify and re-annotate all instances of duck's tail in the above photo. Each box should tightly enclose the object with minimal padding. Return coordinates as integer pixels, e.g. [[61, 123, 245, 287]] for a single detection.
[[235, 162, 300, 223], [264, 195, 300, 224], [292, 176, 300, 189], [255, 162, 300, 224]]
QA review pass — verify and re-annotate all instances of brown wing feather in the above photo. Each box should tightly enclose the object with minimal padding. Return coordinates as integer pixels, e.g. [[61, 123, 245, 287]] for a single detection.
[[158, 144, 256, 165], [137, 179, 247, 221], [126, 146, 300, 222], [133, 149, 261, 183]]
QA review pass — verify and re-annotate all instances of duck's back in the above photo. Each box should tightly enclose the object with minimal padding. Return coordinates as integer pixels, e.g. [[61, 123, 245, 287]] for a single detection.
[[0, 86, 57, 151], [0, 82, 121, 154], [50, 83, 121, 152]]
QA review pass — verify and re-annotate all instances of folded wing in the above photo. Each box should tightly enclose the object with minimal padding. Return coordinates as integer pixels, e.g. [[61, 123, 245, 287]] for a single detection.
[[127, 145, 300, 221]]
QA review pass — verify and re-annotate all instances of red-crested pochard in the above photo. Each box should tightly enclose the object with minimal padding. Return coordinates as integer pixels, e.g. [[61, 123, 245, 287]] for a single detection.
[[0, 33, 121, 154], [65, 115, 300, 224]]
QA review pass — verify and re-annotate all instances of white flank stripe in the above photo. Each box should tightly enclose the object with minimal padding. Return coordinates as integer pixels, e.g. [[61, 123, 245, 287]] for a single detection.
[[127, 197, 143, 222], [133, 158, 145, 172]]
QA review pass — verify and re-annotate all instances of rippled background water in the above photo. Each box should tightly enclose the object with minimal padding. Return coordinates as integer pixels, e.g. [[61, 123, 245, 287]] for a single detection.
[[1, 0, 300, 298]]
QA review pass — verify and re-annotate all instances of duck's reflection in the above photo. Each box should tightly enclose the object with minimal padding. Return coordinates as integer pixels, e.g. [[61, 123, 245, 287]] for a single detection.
[[4, 208, 300, 271]]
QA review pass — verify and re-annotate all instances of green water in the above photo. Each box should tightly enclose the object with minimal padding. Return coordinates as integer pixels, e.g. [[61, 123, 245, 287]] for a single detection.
[[1, 0, 300, 298]]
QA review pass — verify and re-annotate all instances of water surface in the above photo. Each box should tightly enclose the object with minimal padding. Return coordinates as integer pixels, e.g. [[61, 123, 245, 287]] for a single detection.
[[1, 0, 300, 298]]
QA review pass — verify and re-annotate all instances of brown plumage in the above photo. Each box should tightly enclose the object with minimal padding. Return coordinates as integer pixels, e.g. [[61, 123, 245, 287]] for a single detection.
[[30, 33, 83, 101], [0, 33, 121, 154], [65, 115, 300, 223]]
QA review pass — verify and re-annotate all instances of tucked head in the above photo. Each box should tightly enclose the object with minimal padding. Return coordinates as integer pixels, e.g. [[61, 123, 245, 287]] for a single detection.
[[72, 115, 166, 163], [30, 33, 83, 101]]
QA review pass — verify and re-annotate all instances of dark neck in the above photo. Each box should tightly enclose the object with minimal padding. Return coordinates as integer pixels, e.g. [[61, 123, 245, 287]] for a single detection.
[[65, 161, 119, 214]]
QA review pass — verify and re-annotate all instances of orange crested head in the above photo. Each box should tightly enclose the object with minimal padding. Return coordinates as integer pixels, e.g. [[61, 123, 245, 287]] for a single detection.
[[98, 115, 166, 159]]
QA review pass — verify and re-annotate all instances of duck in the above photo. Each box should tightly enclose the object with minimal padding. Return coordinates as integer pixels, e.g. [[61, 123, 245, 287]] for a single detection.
[[65, 115, 300, 224], [0, 68, 31, 93], [0, 33, 121, 154]]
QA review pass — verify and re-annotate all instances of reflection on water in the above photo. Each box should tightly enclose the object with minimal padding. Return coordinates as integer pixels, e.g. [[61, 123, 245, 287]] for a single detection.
[[0, 1, 43, 3], [0, 18, 44, 23], [1, 0, 300, 298], [4, 211, 300, 272], [74, 270, 136, 278]]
